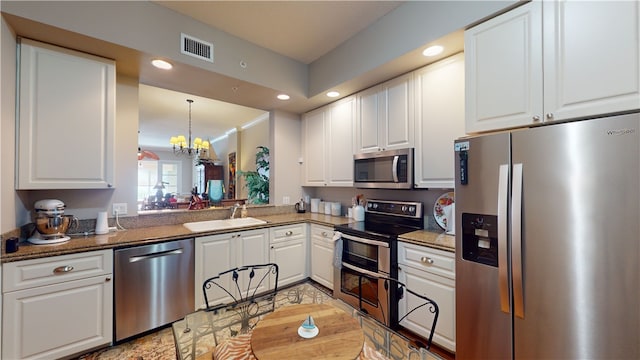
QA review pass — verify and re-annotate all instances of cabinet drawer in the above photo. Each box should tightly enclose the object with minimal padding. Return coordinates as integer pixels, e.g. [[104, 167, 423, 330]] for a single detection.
[[310, 224, 333, 241], [269, 224, 306, 243], [3, 250, 112, 292], [398, 242, 455, 280]]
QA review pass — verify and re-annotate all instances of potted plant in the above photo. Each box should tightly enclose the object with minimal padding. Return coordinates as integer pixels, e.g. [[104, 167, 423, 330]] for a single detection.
[[238, 146, 269, 204]]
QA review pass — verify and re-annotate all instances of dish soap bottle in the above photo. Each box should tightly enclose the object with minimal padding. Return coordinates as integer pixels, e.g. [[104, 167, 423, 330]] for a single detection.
[[240, 204, 248, 218]]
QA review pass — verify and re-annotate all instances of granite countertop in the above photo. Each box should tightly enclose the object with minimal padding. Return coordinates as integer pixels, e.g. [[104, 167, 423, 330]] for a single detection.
[[1, 212, 454, 263], [399, 230, 455, 252]]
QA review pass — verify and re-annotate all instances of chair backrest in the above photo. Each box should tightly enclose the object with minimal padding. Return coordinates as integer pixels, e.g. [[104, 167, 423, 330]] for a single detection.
[[201, 263, 279, 344], [202, 263, 279, 310], [355, 274, 439, 350]]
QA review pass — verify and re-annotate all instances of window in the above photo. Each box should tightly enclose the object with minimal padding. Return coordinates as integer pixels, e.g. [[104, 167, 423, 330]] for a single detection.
[[138, 160, 182, 205]]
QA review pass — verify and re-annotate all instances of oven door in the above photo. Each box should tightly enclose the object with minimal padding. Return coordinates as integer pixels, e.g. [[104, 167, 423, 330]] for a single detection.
[[334, 233, 393, 326]]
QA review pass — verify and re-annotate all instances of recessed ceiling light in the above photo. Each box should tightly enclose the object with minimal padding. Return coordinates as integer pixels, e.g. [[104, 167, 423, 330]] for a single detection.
[[151, 59, 173, 69], [326, 91, 340, 98], [277, 94, 290, 100], [422, 45, 443, 57]]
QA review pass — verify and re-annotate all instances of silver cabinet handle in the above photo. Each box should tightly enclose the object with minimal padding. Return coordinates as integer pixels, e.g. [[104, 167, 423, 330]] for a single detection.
[[53, 265, 74, 274], [285, 230, 293, 236], [420, 256, 434, 264], [321, 231, 328, 237], [546, 113, 554, 120], [532, 115, 541, 122], [105, 276, 112, 282]]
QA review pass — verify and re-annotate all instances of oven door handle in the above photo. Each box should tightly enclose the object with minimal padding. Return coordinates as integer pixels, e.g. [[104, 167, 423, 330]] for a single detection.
[[340, 234, 390, 248], [342, 262, 386, 279]]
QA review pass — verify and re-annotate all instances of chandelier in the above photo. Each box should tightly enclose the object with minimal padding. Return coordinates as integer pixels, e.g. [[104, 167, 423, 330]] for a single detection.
[[169, 99, 209, 157]]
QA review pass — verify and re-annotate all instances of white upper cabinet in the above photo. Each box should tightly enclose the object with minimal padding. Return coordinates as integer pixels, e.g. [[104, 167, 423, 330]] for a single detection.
[[414, 53, 465, 189], [465, 2, 543, 133], [465, 1, 640, 133], [356, 73, 414, 153], [17, 38, 116, 189], [302, 96, 355, 187], [543, 1, 640, 121]]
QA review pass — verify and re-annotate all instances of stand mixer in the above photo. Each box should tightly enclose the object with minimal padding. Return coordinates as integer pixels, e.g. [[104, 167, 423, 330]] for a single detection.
[[28, 199, 78, 245]]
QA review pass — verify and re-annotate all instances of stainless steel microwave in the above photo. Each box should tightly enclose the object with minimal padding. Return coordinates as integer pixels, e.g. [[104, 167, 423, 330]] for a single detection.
[[353, 148, 413, 189]]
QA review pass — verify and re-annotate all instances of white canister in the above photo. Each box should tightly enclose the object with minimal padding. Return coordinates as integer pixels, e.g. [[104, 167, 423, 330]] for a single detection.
[[353, 205, 365, 221], [318, 201, 326, 214], [310, 198, 320, 213], [95, 211, 109, 235], [323, 202, 331, 215], [331, 202, 341, 216]]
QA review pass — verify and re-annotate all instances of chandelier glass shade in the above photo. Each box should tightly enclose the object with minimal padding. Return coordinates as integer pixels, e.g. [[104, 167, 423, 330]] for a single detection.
[[169, 99, 209, 157]]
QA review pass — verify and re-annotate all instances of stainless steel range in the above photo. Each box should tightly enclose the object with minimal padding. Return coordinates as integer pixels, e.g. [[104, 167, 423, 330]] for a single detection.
[[334, 199, 423, 327]]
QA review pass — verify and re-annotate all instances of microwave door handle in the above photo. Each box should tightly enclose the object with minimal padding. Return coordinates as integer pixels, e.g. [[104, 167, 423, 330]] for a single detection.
[[392, 155, 399, 182]]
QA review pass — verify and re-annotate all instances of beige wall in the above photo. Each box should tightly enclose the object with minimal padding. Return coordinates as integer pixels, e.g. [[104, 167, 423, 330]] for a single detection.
[[1, 17, 18, 232], [271, 110, 302, 205]]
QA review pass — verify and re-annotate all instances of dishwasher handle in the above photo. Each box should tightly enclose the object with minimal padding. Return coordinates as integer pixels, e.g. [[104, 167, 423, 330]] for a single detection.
[[128, 248, 184, 263]]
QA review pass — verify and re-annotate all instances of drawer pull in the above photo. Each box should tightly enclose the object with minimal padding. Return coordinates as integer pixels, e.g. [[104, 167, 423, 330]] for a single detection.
[[321, 231, 328, 237], [285, 231, 293, 236], [53, 265, 74, 274], [420, 257, 434, 265]]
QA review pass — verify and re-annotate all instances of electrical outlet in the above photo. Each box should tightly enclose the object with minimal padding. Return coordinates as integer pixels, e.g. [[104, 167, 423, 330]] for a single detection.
[[113, 203, 128, 215], [283, 196, 290, 205]]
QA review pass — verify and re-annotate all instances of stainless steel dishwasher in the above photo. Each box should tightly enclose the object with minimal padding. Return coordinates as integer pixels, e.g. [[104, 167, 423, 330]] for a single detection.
[[114, 238, 194, 342]]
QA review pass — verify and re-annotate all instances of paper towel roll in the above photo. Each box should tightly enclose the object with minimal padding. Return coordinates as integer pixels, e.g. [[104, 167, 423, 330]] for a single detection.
[[95, 211, 109, 235]]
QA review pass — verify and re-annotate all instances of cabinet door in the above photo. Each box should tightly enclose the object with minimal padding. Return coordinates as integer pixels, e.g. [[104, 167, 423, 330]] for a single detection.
[[302, 108, 327, 186], [398, 265, 456, 352], [356, 86, 383, 153], [414, 53, 465, 189], [270, 239, 307, 288], [195, 234, 235, 308], [17, 38, 115, 189], [543, 1, 640, 121], [237, 230, 270, 292], [382, 73, 414, 151], [465, 2, 543, 133], [310, 224, 334, 289], [327, 97, 355, 186], [3, 275, 113, 360]]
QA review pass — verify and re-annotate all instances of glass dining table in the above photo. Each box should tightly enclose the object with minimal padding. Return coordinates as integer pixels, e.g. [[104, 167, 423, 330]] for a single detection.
[[172, 282, 441, 360]]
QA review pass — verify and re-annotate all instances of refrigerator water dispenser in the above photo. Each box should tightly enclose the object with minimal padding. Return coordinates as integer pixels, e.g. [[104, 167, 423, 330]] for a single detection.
[[461, 213, 498, 267]]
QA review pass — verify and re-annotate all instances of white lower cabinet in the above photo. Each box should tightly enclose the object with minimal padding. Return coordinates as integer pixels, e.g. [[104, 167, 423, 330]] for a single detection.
[[195, 229, 269, 309], [2, 250, 113, 359], [269, 224, 308, 288], [397, 241, 455, 352], [310, 224, 334, 289]]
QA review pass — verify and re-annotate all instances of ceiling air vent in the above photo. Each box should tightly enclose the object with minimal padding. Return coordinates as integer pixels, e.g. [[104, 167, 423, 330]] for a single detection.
[[180, 33, 214, 63]]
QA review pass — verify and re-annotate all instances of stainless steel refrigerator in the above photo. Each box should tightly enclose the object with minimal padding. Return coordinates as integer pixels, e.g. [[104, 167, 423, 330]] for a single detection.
[[454, 112, 640, 359]]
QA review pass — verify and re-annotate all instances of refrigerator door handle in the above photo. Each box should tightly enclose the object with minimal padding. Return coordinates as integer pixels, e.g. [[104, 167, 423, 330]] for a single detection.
[[498, 164, 510, 314], [512, 163, 525, 318]]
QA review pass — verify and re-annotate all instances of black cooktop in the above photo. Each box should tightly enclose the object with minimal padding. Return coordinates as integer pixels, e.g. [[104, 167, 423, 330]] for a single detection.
[[334, 199, 424, 240]]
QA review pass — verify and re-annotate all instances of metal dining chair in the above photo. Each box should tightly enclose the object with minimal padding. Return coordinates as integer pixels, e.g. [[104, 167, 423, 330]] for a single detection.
[[201, 263, 279, 343], [354, 274, 439, 351]]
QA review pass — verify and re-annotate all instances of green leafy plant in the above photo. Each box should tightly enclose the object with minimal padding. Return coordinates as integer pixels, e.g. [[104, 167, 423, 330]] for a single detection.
[[238, 146, 269, 204]]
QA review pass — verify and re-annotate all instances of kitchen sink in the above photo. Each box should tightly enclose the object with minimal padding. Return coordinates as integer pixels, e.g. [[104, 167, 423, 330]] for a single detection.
[[183, 217, 267, 232]]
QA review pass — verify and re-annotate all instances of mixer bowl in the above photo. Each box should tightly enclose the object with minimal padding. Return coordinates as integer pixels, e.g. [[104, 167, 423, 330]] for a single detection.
[[35, 215, 78, 238]]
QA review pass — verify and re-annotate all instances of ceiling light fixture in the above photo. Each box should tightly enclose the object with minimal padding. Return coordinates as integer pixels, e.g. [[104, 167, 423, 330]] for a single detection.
[[326, 91, 340, 98], [151, 59, 173, 70], [169, 99, 209, 158], [422, 45, 443, 57], [277, 94, 290, 100]]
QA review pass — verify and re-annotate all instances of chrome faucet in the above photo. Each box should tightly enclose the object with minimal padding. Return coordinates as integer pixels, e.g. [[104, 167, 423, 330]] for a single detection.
[[230, 203, 241, 219]]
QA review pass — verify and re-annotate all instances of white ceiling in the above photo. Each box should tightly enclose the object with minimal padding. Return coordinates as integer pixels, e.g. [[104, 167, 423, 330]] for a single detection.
[[139, 1, 405, 151]]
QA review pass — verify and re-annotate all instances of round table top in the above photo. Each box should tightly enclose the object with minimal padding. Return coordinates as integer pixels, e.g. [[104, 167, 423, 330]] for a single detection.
[[251, 303, 364, 360]]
